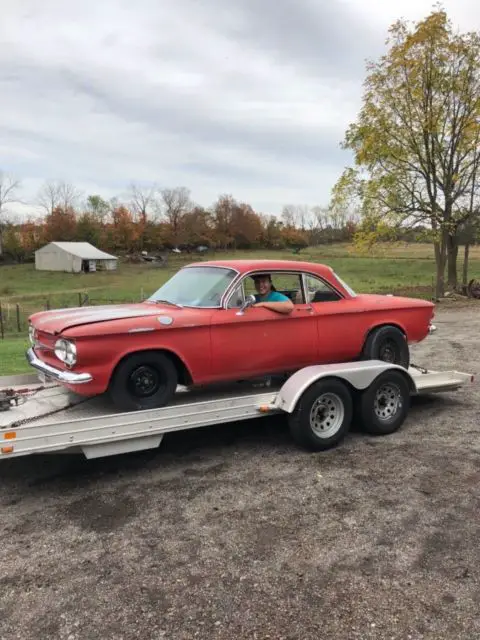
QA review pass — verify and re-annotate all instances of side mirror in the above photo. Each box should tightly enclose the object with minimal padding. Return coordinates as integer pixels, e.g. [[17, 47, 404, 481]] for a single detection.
[[236, 294, 256, 316]]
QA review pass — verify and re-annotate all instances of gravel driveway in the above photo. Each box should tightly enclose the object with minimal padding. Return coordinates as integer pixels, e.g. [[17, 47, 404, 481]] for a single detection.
[[1, 304, 479, 640]]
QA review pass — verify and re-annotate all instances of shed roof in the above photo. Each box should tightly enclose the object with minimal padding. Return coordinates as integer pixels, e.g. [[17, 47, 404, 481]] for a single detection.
[[38, 242, 118, 260]]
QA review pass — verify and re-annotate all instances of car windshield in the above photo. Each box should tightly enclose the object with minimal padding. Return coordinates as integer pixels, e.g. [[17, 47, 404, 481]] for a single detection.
[[148, 266, 237, 307], [333, 271, 357, 297]]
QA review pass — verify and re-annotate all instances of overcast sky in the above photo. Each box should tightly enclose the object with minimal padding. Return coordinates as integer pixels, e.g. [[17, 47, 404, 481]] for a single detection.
[[1, 0, 479, 218]]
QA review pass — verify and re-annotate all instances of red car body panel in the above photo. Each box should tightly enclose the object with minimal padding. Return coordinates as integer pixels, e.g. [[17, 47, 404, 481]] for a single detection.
[[27, 260, 435, 397]]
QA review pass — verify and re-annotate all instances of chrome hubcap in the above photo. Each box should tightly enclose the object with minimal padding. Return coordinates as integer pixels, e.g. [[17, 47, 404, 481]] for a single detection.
[[309, 393, 345, 438]]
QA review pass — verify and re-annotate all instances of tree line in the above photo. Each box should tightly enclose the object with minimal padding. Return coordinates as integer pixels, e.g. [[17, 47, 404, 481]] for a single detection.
[[0, 181, 361, 262]]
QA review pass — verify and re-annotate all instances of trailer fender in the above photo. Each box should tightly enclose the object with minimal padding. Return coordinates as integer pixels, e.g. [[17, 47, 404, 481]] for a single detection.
[[273, 360, 417, 414]]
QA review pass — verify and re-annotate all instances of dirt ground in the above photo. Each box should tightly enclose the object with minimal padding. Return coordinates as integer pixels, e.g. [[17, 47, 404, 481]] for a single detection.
[[1, 304, 480, 640]]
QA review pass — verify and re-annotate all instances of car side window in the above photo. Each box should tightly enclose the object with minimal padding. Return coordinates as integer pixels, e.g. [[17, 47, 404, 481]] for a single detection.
[[304, 275, 343, 303], [226, 272, 306, 307], [269, 273, 304, 304]]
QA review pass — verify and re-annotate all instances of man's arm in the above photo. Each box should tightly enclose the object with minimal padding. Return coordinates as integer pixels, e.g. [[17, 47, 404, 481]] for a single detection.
[[254, 299, 294, 314]]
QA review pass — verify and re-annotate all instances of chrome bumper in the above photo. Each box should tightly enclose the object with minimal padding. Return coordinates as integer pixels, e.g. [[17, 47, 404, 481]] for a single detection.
[[429, 324, 437, 334], [26, 347, 93, 384]]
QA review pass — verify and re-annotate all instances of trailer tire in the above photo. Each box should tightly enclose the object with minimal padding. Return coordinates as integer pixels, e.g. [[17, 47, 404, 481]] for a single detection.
[[357, 370, 410, 436], [109, 351, 178, 411], [288, 378, 353, 451], [362, 325, 410, 369]]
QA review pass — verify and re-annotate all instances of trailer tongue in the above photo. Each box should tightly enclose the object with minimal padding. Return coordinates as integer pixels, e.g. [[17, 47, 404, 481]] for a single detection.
[[0, 362, 474, 460]]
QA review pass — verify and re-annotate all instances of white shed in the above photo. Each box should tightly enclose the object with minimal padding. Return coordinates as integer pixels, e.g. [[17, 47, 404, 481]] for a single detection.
[[35, 242, 118, 273]]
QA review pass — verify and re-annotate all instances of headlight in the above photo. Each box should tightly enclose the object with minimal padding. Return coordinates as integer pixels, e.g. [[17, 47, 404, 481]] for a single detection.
[[54, 339, 77, 366], [28, 324, 36, 345]]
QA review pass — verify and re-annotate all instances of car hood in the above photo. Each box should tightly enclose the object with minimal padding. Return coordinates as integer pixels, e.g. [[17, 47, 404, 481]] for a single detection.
[[29, 303, 192, 334]]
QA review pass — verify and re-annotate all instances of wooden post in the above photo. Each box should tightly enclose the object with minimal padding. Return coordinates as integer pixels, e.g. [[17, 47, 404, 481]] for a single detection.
[[16, 304, 21, 332], [0, 302, 3, 339]]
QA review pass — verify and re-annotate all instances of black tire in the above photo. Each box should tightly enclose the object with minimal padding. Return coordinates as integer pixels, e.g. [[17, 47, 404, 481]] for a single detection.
[[288, 378, 353, 451], [109, 351, 178, 411], [357, 370, 410, 436], [362, 325, 410, 369]]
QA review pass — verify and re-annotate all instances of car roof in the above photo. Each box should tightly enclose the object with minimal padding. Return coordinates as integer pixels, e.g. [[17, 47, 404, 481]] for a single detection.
[[185, 259, 334, 277]]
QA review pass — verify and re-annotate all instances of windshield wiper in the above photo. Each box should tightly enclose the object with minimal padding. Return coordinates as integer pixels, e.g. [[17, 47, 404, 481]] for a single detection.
[[153, 299, 183, 308]]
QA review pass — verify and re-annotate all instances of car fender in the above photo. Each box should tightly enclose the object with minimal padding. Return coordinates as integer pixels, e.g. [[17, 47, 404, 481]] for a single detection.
[[272, 360, 417, 413], [362, 319, 408, 343], [110, 342, 194, 383]]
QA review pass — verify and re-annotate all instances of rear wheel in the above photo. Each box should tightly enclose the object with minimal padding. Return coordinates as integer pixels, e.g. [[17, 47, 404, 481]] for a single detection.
[[109, 351, 178, 411], [288, 378, 353, 451], [362, 326, 410, 369], [357, 370, 410, 436]]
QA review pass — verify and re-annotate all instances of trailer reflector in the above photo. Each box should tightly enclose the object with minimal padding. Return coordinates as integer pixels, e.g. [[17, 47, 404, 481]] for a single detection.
[[1, 446, 14, 454], [3, 432, 16, 440]]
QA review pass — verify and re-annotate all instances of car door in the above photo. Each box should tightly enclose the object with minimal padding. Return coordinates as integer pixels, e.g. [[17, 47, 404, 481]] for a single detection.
[[304, 273, 363, 362], [210, 271, 319, 380]]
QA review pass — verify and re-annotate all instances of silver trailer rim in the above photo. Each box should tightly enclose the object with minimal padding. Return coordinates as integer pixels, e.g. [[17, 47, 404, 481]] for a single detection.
[[309, 392, 345, 438], [374, 383, 401, 421]]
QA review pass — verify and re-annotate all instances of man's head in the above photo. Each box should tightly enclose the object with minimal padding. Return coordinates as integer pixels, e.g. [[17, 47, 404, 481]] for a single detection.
[[252, 273, 273, 296]]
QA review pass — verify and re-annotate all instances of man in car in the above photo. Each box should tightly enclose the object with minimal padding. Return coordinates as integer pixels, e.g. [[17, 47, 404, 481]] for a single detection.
[[252, 273, 294, 315]]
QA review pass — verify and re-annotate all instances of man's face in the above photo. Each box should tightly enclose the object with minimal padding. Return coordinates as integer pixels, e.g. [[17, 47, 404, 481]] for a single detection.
[[254, 276, 271, 296]]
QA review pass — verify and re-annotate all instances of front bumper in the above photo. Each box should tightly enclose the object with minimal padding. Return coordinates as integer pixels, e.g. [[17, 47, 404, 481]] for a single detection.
[[26, 347, 93, 385]]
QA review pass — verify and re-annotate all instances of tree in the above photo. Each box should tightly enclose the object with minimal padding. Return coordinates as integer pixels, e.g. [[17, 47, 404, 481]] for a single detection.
[[212, 195, 236, 249], [38, 180, 82, 215], [158, 187, 191, 246], [85, 195, 110, 223], [43, 206, 77, 242], [76, 212, 103, 246], [0, 171, 21, 257], [332, 9, 480, 298], [182, 206, 214, 249]]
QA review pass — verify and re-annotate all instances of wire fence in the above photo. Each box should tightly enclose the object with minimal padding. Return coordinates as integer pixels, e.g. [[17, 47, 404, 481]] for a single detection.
[[0, 293, 141, 339]]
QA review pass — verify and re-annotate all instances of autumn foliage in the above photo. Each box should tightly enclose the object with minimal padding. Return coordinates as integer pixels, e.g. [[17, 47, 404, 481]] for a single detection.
[[0, 191, 358, 263]]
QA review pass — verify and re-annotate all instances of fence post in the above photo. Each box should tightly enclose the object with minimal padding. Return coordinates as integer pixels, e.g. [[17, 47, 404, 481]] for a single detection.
[[16, 304, 21, 333], [78, 292, 82, 307], [0, 302, 3, 339], [45, 299, 50, 310]]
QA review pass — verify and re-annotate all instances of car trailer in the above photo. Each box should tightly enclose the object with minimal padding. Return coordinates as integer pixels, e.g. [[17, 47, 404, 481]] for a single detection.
[[0, 361, 474, 461]]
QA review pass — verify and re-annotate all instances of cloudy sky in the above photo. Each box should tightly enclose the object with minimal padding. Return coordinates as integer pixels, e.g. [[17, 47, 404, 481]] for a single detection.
[[1, 0, 479, 218]]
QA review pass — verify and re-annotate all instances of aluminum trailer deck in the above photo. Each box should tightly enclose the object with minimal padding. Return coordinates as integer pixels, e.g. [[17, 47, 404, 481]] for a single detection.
[[0, 361, 474, 460]]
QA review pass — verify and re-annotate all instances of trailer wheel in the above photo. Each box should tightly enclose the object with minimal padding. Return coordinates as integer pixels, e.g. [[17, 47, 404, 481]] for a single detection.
[[109, 351, 178, 411], [357, 370, 410, 436], [288, 379, 353, 451], [362, 325, 410, 369]]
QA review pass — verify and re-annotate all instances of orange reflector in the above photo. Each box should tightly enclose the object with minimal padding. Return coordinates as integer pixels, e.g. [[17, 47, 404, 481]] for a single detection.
[[258, 405, 270, 413], [1, 446, 14, 454], [4, 432, 16, 440]]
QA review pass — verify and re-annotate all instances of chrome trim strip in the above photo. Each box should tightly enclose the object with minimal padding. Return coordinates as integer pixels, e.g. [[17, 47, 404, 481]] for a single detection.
[[26, 348, 93, 384]]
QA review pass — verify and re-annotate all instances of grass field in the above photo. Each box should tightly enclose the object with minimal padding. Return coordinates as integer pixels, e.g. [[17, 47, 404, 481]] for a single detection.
[[0, 337, 29, 376], [1, 242, 479, 376]]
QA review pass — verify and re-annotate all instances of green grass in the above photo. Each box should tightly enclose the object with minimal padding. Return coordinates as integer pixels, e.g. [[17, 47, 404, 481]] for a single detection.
[[1, 242, 480, 376], [0, 337, 30, 376]]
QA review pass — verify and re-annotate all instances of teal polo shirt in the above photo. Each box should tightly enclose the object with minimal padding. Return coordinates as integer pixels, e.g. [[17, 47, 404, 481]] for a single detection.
[[255, 291, 290, 303]]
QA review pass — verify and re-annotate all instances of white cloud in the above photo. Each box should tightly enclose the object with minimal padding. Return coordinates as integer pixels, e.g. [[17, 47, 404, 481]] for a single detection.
[[1, 0, 479, 217]]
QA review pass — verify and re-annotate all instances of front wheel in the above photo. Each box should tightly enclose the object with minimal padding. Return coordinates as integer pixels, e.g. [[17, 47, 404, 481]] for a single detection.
[[288, 378, 353, 451], [109, 351, 178, 411]]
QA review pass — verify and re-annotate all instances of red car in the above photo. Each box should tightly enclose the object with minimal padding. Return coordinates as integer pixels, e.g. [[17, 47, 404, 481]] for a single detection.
[[26, 259, 435, 411]]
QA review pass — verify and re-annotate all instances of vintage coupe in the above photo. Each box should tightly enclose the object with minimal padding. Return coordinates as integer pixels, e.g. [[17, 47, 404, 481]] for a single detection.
[[26, 259, 435, 411]]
